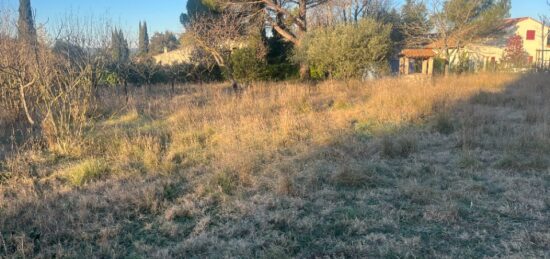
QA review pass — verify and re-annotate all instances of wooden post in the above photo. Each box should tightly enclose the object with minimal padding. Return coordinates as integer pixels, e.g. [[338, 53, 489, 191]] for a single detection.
[[428, 58, 434, 75], [404, 57, 410, 75], [422, 60, 428, 74]]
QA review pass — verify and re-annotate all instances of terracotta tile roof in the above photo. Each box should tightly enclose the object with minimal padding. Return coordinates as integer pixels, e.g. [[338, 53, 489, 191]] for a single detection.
[[503, 17, 529, 25], [400, 49, 436, 58], [498, 17, 530, 30]]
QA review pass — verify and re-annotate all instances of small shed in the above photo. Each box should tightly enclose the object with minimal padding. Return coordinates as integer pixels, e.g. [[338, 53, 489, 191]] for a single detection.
[[399, 49, 436, 76]]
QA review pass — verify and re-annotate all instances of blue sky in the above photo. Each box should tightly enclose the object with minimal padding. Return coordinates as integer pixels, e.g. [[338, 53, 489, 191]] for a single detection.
[[0, 0, 186, 35], [509, 0, 549, 19], [0, 0, 548, 37]]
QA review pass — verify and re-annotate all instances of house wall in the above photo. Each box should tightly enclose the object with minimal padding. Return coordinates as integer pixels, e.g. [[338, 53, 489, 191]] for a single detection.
[[153, 47, 193, 65], [515, 18, 549, 63], [439, 18, 550, 70]]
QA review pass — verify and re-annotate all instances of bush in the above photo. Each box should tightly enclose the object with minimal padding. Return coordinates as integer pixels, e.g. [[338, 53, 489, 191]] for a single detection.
[[294, 18, 393, 79], [266, 63, 299, 81], [265, 36, 299, 80], [229, 36, 301, 83], [230, 47, 269, 83], [433, 58, 447, 74]]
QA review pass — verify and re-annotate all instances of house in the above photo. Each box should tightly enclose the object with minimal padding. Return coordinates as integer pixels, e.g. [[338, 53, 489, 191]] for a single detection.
[[153, 40, 247, 66], [153, 47, 194, 65], [505, 17, 550, 67], [399, 17, 550, 75], [466, 17, 550, 68]]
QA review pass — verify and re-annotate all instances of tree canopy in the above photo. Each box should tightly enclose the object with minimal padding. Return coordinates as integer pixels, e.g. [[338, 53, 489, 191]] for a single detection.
[[434, 0, 511, 44], [149, 31, 180, 54], [401, 0, 430, 48], [431, 0, 511, 72], [295, 18, 393, 79], [180, 0, 219, 25]]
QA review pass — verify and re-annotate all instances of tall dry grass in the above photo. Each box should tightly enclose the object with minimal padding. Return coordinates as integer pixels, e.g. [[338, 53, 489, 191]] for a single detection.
[[1, 73, 549, 257]]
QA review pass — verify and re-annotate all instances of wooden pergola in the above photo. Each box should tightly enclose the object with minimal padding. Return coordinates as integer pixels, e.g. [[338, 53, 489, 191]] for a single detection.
[[399, 49, 436, 76]]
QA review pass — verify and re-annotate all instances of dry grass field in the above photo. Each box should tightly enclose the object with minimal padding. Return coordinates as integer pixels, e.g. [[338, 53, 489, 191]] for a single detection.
[[0, 73, 549, 257]]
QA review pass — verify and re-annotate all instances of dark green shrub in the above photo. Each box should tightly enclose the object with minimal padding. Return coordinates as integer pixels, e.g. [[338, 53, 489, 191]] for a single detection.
[[230, 47, 269, 82], [294, 18, 393, 79]]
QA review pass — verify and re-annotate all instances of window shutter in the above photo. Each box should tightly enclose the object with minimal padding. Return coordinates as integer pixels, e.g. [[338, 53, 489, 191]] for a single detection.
[[526, 30, 535, 40]]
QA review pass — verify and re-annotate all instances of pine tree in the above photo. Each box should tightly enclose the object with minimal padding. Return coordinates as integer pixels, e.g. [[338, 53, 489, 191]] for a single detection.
[[143, 22, 149, 53], [180, 0, 216, 25], [111, 29, 120, 62], [138, 21, 149, 55], [111, 29, 129, 64], [401, 0, 429, 48], [18, 0, 37, 45], [119, 29, 129, 63]]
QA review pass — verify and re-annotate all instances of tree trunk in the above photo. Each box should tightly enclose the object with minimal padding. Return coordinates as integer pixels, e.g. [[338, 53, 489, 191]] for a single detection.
[[231, 79, 239, 92], [92, 65, 100, 101], [444, 47, 451, 76], [19, 82, 35, 125], [123, 80, 129, 104], [298, 0, 307, 32], [299, 63, 310, 80], [171, 80, 175, 96]]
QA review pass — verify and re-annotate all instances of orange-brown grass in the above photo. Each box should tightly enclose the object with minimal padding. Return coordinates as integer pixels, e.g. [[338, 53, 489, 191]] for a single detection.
[[1, 73, 549, 258]]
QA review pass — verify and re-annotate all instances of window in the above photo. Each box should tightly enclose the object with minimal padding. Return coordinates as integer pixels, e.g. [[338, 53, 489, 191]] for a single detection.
[[547, 30, 550, 47], [526, 30, 535, 40]]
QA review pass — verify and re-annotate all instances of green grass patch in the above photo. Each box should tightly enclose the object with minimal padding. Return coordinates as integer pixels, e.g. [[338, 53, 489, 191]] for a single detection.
[[62, 158, 110, 186]]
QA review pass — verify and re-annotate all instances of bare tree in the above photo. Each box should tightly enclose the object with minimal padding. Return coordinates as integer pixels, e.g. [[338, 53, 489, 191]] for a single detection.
[[0, 7, 114, 154], [130, 56, 161, 92], [184, 11, 251, 87], [0, 38, 36, 126], [430, 0, 510, 74], [309, 0, 393, 27]]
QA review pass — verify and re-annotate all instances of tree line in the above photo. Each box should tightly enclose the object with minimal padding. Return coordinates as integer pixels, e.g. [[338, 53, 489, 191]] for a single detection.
[[180, 0, 512, 82]]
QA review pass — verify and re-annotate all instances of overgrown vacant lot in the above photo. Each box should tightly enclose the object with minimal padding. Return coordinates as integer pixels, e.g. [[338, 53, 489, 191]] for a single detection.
[[1, 73, 549, 257]]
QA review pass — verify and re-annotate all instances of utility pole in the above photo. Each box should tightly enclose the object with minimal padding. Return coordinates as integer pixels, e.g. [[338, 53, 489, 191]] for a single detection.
[[539, 15, 549, 70], [540, 17, 546, 70]]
